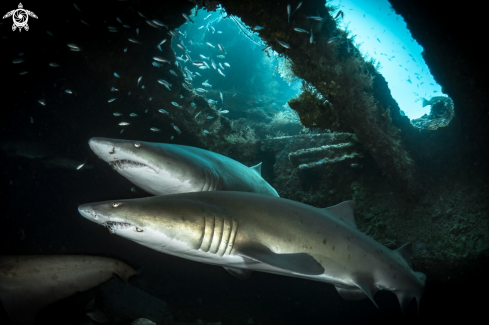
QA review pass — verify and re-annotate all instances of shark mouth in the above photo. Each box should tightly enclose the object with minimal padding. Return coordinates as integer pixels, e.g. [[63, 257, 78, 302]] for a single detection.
[[109, 159, 155, 172], [102, 221, 133, 234]]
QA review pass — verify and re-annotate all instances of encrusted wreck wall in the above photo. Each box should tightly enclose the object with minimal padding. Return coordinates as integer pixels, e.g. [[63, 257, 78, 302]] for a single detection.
[[219, 0, 419, 194]]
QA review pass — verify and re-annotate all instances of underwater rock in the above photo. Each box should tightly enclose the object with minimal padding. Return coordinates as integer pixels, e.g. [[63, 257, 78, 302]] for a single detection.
[[411, 96, 455, 131]]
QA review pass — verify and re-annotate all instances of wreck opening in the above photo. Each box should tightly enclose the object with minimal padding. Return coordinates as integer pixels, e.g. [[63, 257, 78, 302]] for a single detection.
[[174, 6, 307, 139], [330, 0, 452, 125]]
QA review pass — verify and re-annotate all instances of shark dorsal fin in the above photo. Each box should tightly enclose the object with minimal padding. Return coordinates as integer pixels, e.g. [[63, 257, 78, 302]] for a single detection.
[[395, 243, 413, 268], [250, 162, 262, 175], [322, 200, 357, 228]]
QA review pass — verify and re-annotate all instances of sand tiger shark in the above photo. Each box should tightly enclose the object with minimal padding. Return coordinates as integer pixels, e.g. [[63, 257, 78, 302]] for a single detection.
[[88, 137, 279, 197], [0, 255, 135, 324], [78, 191, 426, 314]]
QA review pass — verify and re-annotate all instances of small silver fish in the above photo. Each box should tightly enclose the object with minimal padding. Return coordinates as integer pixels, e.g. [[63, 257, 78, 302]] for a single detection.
[[207, 116, 214, 119], [169, 70, 178, 77], [171, 123, 182, 135], [217, 55, 225, 59], [76, 163, 84, 170], [217, 43, 226, 53], [204, 130, 210, 134], [262, 45, 272, 51], [204, 14, 211, 20], [182, 83, 192, 91], [146, 20, 161, 29], [195, 111, 202, 118], [211, 59, 217, 70], [224, 62, 230, 68], [136, 28, 139, 36], [113, 112, 122, 116], [158, 109, 169, 115], [159, 39, 167, 46], [199, 54, 209, 60], [306, 16, 323, 21], [38, 99, 46, 106], [124, 47, 127, 52], [111, 87, 118, 92], [116, 17, 122, 24], [128, 38, 140, 44], [218, 69, 225, 77], [119, 122, 130, 126], [19, 71, 28, 75], [153, 20, 168, 28], [327, 37, 337, 44], [287, 4, 291, 22], [171, 102, 181, 107], [292, 1, 302, 15], [196, 88, 207, 93], [220, 92, 223, 102], [138, 12, 148, 19], [219, 62, 224, 70], [73, 3, 81, 12], [130, 113, 138, 117], [153, 57, 169, 63], [198, 25, 204, 29], [217, 31, 222, 34], [114, 72, 121, 78], [131, 186, 136, 192], [220, 110, 229, 114], [67, 43, 79, 49], [176, 43, 186, 51], [293, 27, 309, 33], [70, 48, 81, 52], [123, 24, 131, 28], [49, 62, 60, 67], [81, 20, 89, 26], [108, 98, 116, 103], [253, 26, 264, 31], [12, 58, 24, 64], [206, 42, 215, 48], [150, 127, 160, 132], [310, 29, 313, 44], [276, 39, 290, 49], [65, 89, 72, 94], [120, 129, 124, 134], [182, 13, 194, 23]]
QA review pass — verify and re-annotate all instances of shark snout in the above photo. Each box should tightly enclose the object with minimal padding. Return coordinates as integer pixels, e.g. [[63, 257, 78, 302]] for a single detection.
[[78, 203, 95, 221], [88, 137, 116, 160]]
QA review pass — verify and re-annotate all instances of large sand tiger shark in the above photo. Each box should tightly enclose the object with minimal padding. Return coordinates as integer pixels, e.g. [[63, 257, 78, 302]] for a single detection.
[[88, 137, 279, 197], [78, 191, 426, 314]]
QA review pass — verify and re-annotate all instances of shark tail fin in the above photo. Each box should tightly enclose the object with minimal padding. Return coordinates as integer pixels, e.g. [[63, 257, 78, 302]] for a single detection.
[[395, 272, 426, 315]]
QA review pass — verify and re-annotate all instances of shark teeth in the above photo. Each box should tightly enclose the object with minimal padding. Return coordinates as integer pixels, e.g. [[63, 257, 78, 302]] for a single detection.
[[109, 159, 146, 170], [102, 221, 133, 234]]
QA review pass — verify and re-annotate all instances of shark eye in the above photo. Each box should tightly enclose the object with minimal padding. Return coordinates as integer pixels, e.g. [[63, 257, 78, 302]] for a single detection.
[[112, 202, 121, 207], [135, 227, 144, 232], [134, 143, 141, 148]]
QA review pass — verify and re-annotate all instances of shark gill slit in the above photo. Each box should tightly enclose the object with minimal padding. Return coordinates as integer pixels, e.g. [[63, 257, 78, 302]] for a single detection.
[[209, 214, 224, 254], [224, 219, 238, 255], [199, 214, 215, 252]]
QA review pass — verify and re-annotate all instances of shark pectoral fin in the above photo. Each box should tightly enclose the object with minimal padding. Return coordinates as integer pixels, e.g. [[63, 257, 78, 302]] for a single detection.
[[335, 286, 369, 301], [223, 267, 253, 280], [250, 162, 262, 175], [322, 200, 357, 228], [236, 244, 325, 275], [395, 243, 413, 268]]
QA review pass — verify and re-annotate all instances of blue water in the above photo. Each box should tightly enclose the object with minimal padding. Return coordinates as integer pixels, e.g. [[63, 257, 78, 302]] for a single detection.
[[329, 0, 444, 119]]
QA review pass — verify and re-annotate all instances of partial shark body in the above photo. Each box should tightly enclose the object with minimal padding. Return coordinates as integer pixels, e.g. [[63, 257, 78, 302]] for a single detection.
[[88, 137, 278, 197], [0, 255, 135, 324], [78, 191, 425, 313]]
